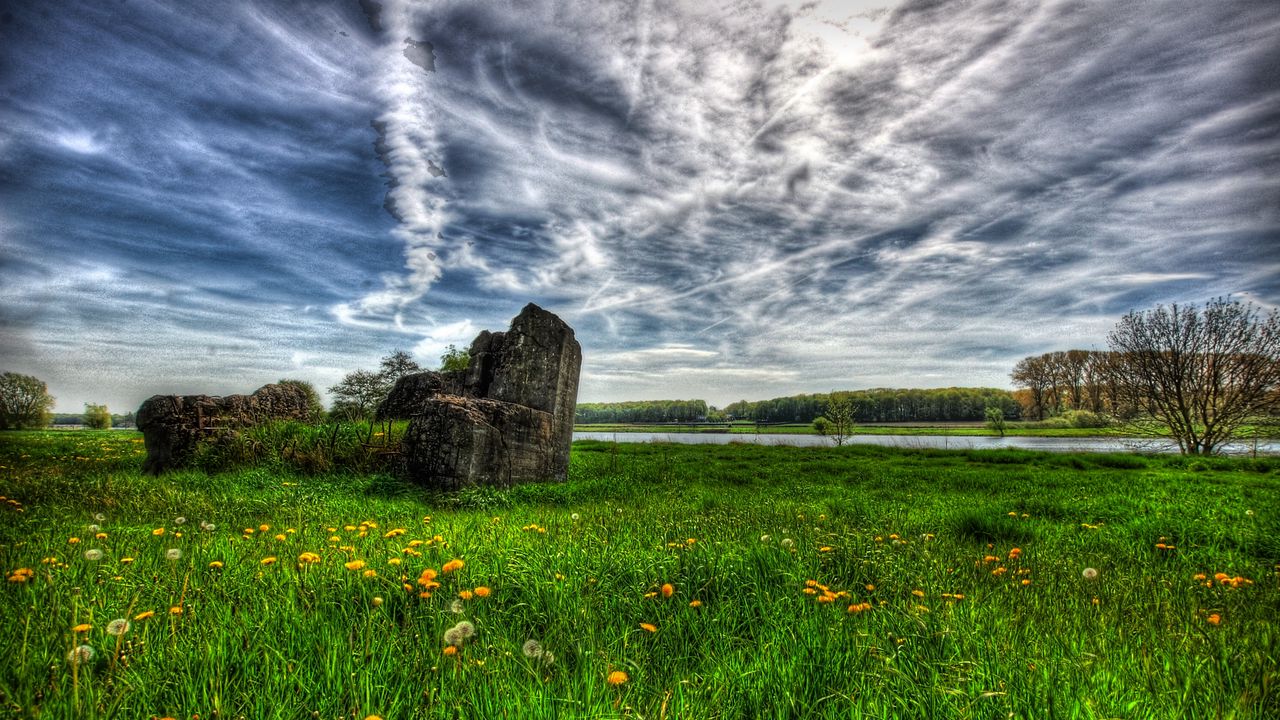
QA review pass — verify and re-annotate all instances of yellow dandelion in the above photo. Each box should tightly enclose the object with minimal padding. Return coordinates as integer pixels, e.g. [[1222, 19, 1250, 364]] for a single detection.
[[274, 534, 286, 542], [442, 645, 458, 656], [209, 560, 223, 569], [363, 569, 377, 578], [133, 610, 155, 621], [261, 556, 277, 565], [259, 524, 270, 532], [72, 623, 92, 633], [689, 599, 703, 608], [473, 586, 491, 597], [661, 583, 674, 598], [298, 552, 320, 564], [169, 606, 183, 615], [1206, 613, 1221, 625], [345, 560, 366, 571], [458, 589, 473, 600], [912, 589, 925, 598], [639, 622, 657, 633], [442, 559, 464, 574], [608, 670, 629, 686]]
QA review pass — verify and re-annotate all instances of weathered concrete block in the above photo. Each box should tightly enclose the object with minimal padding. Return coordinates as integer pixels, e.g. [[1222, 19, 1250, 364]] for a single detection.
[[137, 383, 314, 474], [381, 303, 581, 488]]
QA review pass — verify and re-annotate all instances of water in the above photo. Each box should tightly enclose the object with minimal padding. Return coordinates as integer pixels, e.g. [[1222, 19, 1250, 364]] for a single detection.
[[573, 431, 1280, 455]]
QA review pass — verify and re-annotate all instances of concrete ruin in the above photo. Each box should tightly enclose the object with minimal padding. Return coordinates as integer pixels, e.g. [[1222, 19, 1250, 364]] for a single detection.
[[379, 303, 581, 489], [136, 383, 315, 474]]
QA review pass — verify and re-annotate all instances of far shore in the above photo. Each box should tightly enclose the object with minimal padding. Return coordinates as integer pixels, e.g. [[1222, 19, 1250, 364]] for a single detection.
[[572, 421, 1279, 439]]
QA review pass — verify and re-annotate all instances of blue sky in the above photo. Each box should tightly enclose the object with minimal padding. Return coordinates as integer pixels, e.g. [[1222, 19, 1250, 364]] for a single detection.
[[1, 0, 1277, 413]]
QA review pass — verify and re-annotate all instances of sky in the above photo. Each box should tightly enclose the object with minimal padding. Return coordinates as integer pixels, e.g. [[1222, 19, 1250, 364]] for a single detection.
[[1, 0, 1278, 414]]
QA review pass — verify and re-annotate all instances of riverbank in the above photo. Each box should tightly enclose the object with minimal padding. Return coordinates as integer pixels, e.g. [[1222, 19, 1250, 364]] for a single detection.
[[575, 421, 1135, 437]]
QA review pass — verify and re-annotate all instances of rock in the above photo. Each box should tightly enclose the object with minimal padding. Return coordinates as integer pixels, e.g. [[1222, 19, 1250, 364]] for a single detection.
[[137, 383, 314, 474], [380, 303, 581, 488]]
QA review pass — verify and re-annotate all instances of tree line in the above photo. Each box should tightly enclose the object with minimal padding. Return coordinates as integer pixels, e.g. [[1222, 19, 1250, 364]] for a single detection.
[[575, 400, 711, 424], [723, 387, 1021, 424]]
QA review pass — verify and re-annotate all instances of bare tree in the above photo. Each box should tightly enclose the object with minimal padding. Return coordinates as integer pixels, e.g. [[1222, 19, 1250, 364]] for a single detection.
[[1106, 298, 1280, 454]]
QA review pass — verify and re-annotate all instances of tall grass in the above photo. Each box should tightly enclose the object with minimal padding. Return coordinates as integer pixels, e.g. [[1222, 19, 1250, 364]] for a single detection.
[[0, 432, 1277, 718]]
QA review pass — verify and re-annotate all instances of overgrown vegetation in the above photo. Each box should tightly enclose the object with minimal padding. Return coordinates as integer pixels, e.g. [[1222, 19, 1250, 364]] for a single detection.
[[1, 431, 1277, 718]]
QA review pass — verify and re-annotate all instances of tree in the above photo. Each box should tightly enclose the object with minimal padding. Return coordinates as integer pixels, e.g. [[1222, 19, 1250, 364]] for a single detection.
[[817, 396, 857, 446], [328, 370, 387, 421], [1011, 356, 1053, 421], [1105, 298, 1280, 454], [0, 372, 55, 429], [985, 405, 1006, 437], [84, 403, 112, 430], [439, 344, 470, 373], [379, 350, 422, 382]]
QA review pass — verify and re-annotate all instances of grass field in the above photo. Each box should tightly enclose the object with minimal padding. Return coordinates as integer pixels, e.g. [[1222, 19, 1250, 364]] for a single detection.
[[1, 430, 1278, 718]]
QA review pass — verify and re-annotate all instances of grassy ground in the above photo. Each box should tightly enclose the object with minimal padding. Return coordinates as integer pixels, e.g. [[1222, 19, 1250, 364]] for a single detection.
[[1, 430, 1278, 718]]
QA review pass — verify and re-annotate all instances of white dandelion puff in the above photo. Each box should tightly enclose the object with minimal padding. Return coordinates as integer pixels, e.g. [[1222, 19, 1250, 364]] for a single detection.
[[93, 513, 105, 522], [67, 644, 95, 665], [449, 599, 465, 614], [780, 538, 794, 550], [165, 548, 182, 561], [443, 627, 464, 647], [174, 517, 186, 525], [455, 620, 476, 639], [760, 534, 771, 543], [522, 639, 543, 658], [83, 549, 103, 561], [1082, 567, 1099, 580], [106, 618, 130, 636], [571, 513, 580, 522], [87, 524, 100, 534]]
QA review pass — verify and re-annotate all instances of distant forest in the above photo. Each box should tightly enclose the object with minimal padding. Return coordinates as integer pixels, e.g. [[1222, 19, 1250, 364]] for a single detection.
[[49, 412, 135, 428], [576, 388, 1020, 425]]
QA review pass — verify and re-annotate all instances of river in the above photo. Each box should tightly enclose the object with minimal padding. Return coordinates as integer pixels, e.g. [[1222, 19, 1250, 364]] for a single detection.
[[573, 431, 1280, 455]]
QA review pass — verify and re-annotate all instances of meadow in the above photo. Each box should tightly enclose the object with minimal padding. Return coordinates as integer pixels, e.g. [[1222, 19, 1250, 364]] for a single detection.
[[0, 430, 1277, 719]]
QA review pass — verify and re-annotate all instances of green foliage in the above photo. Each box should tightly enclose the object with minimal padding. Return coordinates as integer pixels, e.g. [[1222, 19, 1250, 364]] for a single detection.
[[330, 351, 424, 421], [3, 432, 1278, 717], [439, 344, 470, 373], [83, 403, 112, 430], [575, 399, 710, 424], [0, 371, 55, 429], [984, 404, 1006, 436], [189, 419, 407, 475], [728, 387, 1022, 424]]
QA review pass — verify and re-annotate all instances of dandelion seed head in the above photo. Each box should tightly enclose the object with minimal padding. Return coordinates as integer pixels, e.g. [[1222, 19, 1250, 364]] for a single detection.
[[93, 513, 105, 522], [455, 621, 476, 639], [174, 517, 186, 525], [571, 513, 580, 522], [87, 524, 100, 533], [522, 639, 543, 658], [83, 549, 103, 561], [443, 627, 463, 646], [449, 599, 464, 614], [106, 618, 130, 636], [1082, 567, 1099, 580], [760, 534, 771, 543], [67, 644, 95, 665], [165, 548, 181, 561], [1246, 509, 1254, 517], [780, 538, 794, 549]]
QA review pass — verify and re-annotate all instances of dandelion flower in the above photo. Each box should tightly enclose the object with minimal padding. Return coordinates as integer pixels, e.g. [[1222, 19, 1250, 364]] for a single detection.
[[133, 610, 155, 621], [274, 534, 287, 542], [474, 586, 491, 598], [67, 644, 95, 665], [106, 618, 130, 636], [345, 560, 366, 571], [912, 589, 925, 598], [169, 605, 183, 615], [87, 524, 100, 533], [639, 623, 657, 633], [607, 670, 629, 686], [298, 552, 320, 565], [259, 524, 270, 532], [442, 645, 458, 656], [372, 596, 383, 607], [165, 548, 181, 561], [209, 561, 223, 569], [1082, 567, 1099, 580], [1206, 613, 1221, 625], [540, 651, 555, 666], [661, 583, 674, 598], [261, 556, 277, 566], [458, 589, 474, 600], [522, 639, 544, 658], [72, 623, 92, 633], [200, 520, 215, 531], [84, 549, 103, 561], [362, 569, 377, 578], [152, 528, 164, 536], [442, 559, 465, 574], [443, 627, 464, 646], [689, 599, 703, 608], [760, 534, 771, 543]]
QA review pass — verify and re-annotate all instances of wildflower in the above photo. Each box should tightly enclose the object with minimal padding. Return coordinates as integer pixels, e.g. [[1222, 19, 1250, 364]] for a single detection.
[[571, 513, 581, 521], [174, 517, 186, 525], [474, 586, 491, 598], [106, 618, 130, 636], [73, 623, 92, 633], [67, 644, 95, 665], [1008, 548, 1022, 560], [442, 645, 458, 655], [345, 560, 366, 571], [661, 583, 674, 598], [274, 534, 287, 542], [847, 602, 872, 613], [209, 561, 223, 569], [121, 557, 133, 564], [1021, 579, 1032, 586], [94, 513, 106, 522], [169, 605, 183, 615], [83, 549, 103, 561], [991, 567, 1007, 576], [1206, 613, 1221, 625], [983, 555, 1000, 563], [383, 528, 406, 539], [133, 610, 155, 621], [200, 520, 215, 531], [95, 532, 107, 540], [261, 556, 277, 566], [165, 549, 181, 561], [443, 627, 464, 646], [780, 538, 794, 550], [152, 528, 164, 536], [608, 670, 629, 686], [69, 537, 81, 544], [298, 552, 320, 565], [450, 599, 465, 614], [362, 569, 377, 578], [1246, 509, 1254, 517], [523, 639, 543, 658], [760, 534, 771, 543], [689, 599, 703, 608], [442, 559, 465, 574], [455, 620, 476, 639], [458, 590, 474, 600], [259, 524, 270, 532], [372, 596, 383, 607], [865, 584, 875, 591], [1082, 567, 1099, 580], [87, 524, 100, 533], [640, 623, 657, 633], [912, 589, 925, 598], [819, 546, 833, 552]]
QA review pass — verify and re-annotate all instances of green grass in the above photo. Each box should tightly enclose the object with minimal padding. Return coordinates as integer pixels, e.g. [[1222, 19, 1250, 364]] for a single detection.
[[1, 431, 1278, 718]]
